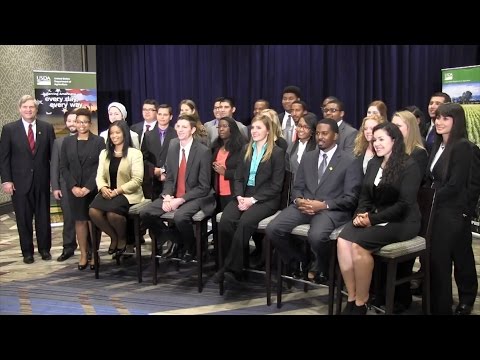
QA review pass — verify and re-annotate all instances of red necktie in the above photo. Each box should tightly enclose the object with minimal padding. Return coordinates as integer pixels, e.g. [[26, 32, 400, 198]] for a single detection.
[[175, 149, 187, 198], [28, 124, 35, 154]]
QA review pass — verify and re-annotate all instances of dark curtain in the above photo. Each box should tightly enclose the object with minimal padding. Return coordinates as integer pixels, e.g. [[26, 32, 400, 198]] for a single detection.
[[97, 45, 479, 132]]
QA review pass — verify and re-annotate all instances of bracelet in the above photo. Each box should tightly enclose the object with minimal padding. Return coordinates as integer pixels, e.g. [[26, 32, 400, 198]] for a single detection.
[[114, 189, 119, 196]]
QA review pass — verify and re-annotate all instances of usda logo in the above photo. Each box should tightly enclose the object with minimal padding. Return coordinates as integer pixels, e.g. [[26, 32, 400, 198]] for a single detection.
[[36, 75, 51, 86], [444, 73, 453, 81]]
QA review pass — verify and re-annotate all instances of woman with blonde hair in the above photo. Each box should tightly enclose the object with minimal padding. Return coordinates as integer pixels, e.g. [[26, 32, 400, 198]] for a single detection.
[[391, 110, 428, 173], [260, 108, 288, 151], [353, 114, 386, 174], [214, 113, 285, 284]]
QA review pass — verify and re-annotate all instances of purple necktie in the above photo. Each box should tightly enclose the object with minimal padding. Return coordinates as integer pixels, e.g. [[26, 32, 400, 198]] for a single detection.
[[160, 130, 165, 145]]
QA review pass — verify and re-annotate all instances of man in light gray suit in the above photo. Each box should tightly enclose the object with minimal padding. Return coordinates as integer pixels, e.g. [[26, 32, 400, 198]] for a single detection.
[[51, 110, 78, 261], [266, 118, 362, 281], [205, 97, 248, 144], [322, 99, 357, 154]]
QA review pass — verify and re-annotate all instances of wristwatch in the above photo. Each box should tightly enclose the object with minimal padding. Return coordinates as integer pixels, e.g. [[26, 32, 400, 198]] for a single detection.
[[251, 197, 258, 204]]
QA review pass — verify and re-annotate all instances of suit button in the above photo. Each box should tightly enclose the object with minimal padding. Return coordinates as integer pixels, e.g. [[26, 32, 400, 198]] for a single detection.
[[31, 169, 34, 172]]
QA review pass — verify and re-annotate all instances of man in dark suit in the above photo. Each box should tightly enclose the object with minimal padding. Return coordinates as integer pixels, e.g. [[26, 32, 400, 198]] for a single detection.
[[51, 110, 78, 261], [0, 95, 55, 263], [322, 99, 357, 154], [139, 114, 215, 262], [141, 104, 177, 200], [423, 92, 451, 154], [130, 99, 158, 148], [266, 118, 362, 280]]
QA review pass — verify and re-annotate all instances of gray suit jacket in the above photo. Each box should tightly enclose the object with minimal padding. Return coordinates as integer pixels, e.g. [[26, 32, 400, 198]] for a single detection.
[[205, 119, 249, 145], [292, 146, 362, 226], [163, 139, 216, 215], [51, 135, 68, 191], [337, 121, 357, 155]]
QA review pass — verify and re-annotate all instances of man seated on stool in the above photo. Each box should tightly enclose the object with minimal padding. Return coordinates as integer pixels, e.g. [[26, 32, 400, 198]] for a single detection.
[[139, 114, 215, 262], [266, 118, 362, 283]]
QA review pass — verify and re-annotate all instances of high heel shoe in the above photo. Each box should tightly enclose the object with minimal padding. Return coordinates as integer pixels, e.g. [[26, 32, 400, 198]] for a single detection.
[[78, 261, 88, 270], [108, 240, 118, 255], [90, 263, 95, 270]]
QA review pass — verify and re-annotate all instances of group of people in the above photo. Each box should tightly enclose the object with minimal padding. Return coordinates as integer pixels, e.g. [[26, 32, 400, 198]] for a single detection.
[[0, 88, 478, 316]]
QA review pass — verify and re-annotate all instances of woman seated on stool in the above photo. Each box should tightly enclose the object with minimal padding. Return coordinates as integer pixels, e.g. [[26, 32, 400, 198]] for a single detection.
[[336, 122, 422, 315], [89, 121, 144, 260], [214, 113, 285, 284], [211, 116, 247, 211]]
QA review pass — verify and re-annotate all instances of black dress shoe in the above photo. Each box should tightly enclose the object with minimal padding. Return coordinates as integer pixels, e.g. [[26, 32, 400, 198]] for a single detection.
[[57, 251, 74, 262], [224, 270, 243, 285], [313, 272, 329, 285], [39, 251, 52, 261], [165, 243, 180, 259], [181, 250, 194, 263], [212, 268, 225, 284], [23, 255, 34, 264], [455, 303, 473, 315]]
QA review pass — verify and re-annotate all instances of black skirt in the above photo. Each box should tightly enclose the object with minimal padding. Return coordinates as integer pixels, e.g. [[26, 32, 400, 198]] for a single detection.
[[339, 220, 420, 252], [89, 192, 131, 217]]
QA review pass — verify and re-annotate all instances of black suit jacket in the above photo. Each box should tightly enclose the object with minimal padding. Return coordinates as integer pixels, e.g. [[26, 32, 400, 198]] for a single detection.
[[0, 119, 55, 195], [131, 121, 157, 146], [60, 133, 105, 192], [211, 144, 243, 196], [141, 126, 177, 198], [234, 144, 285, 210], [163, 139, 215, 215], [357, 156, 421, 225], [425, 138, 472, 212]]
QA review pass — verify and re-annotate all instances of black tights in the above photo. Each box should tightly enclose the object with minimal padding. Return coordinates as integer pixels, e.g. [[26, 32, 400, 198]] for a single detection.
[[89, 208, 127, 250]]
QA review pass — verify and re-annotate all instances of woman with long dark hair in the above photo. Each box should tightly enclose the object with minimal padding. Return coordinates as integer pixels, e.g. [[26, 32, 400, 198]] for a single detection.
[[89, 121, 144, 261], [426, 103, 477, 315], [211, 117, 247, 211], [336, 122, 422, 314]]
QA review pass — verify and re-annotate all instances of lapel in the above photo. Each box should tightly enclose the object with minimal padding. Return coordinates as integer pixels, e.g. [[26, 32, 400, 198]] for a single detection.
[[17, 120, 33, 156], [185, 140, 198, 181], [171, 141, 180, 181], [79, 133, 96, 167], [317, 148, 340, 188], [33, 120, 43, 157]]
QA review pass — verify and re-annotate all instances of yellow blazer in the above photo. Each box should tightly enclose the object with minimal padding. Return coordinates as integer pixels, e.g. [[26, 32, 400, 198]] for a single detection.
[[96, 148, 145, 204]]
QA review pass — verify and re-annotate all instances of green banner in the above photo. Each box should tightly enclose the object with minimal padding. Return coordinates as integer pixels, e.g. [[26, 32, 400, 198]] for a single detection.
[[33, 70, 98, 136], [442, 65, 480, 146]]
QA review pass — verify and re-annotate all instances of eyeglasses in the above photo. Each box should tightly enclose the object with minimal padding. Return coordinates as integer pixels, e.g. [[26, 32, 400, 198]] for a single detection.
[[323, 108, 340, 113], [75, 120, 90, 125], [142, 108, 156, 112], [296, 125, 311, 130]]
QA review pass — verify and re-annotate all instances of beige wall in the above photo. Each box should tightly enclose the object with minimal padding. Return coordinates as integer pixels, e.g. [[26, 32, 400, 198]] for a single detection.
[[0, 45, 84, 204]]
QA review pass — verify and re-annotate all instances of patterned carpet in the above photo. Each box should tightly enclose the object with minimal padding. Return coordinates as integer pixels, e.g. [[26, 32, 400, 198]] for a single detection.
[[1, 212, 478, 315]]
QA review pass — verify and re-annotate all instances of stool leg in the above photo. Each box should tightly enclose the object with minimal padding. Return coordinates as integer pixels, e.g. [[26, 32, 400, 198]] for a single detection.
[[196, 221, 203, 293], [133, 215, 142, 283], [151, 231, 157, 285], [265, 235, 271, 306], [276, 251, 283, 308], [91, 224, 99, 279]]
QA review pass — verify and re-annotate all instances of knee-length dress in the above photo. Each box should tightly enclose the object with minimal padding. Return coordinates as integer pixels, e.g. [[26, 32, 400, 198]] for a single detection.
[[339, 156, 422, 251]]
